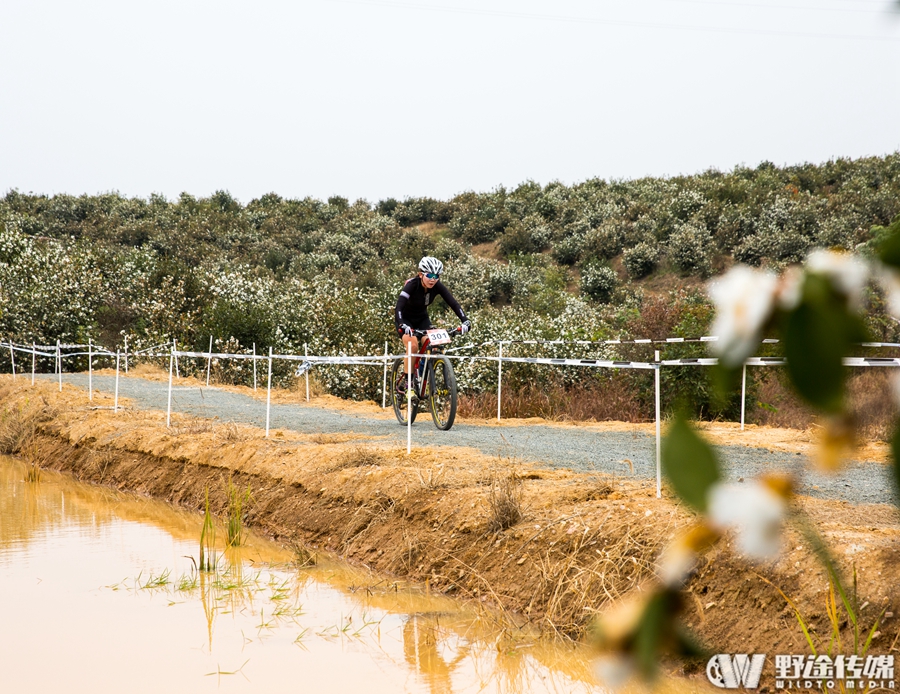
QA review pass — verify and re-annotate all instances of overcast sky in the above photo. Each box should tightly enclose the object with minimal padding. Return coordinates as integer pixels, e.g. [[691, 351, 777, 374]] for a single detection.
[[1, 0, 898, 204]]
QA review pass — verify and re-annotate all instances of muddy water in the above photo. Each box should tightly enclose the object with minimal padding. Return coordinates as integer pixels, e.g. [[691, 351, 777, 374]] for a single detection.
[[0, 457, 606, 693]]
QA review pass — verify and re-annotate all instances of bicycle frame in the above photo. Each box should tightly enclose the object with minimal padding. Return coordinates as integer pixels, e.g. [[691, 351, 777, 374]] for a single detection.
[[407, 335, 440, 399], [392, 326, 460, 430]]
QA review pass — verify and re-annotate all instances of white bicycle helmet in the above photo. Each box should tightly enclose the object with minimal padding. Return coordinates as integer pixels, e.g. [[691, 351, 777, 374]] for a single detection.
[[418, 256, 444, 276]]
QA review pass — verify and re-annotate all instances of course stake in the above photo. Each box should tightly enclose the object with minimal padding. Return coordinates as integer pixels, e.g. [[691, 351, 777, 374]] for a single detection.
[[265, 347, 273, 437], [206, 336, 213, 386], [304, 343, 310, 402], [114, 350, 120, 413], [407, 340, 413, 455], [654, 349, 661, 499], [88, 338, 93, 402], [166, 344, 174, 427], [497, 341, 503, 422], [382, 341, 388, 409]]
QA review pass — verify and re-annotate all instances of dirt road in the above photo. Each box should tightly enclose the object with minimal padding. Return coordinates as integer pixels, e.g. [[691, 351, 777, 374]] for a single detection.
[[50, 373, 897, 506]]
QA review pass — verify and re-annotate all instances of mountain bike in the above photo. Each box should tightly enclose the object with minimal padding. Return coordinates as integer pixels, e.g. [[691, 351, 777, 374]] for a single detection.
[[390, 327, 460, 431]]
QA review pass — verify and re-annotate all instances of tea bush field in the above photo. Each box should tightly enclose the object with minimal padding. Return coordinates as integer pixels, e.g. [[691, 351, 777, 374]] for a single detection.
[[2, 154, 899, 420]]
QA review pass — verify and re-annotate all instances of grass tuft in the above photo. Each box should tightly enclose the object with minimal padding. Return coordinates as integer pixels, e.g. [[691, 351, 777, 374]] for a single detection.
[[487, 471, 524, 533], [200, 488, 218, 572], [291, 543, 318, 568], [225, 478, 252, 548]]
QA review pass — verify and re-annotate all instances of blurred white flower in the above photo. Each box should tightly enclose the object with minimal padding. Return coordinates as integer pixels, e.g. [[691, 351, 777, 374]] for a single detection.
[[593, 655, 636, 689], [806, 249, 869, 309], [775, 265, 804, 311], [707, 481, 786, 561], [657, 523, 720, 588], [708, 266, 778, 368]]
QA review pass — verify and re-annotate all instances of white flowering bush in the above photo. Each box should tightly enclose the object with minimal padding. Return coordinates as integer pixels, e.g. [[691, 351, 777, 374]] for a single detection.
[[1, 152, 899, 410], [668, 222, 712, 277], [580, 261, 618, 303], [582, 221, 625, 261], [622, 242, 659, 279]]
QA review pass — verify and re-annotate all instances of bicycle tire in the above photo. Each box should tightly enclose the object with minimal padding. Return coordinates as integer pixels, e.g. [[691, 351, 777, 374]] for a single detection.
[[390, 357, 418, 426], [427, 355, 457, 430]]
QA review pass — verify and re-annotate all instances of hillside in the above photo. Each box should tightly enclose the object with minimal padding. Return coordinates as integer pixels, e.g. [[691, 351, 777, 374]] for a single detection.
[[2, 154, 900, 425]]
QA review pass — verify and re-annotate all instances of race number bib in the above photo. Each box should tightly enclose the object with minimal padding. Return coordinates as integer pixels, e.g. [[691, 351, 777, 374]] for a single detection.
[[426, 328, 451, 345]]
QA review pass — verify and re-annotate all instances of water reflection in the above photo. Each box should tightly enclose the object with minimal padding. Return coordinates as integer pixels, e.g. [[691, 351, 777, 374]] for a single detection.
[[0, 457, 605, 693]]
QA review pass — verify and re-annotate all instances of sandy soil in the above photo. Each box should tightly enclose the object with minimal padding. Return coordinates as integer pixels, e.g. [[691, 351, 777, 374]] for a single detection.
[[2, 376, 899, 684]]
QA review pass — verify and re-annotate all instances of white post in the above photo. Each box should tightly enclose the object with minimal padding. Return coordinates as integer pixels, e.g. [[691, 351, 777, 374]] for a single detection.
[[304, 343, 310, 402], [9, 341, 15, 380], [173, 339, 180, 379], [740, 363, 747, 432], [31, 343, 36, 385], [166, 344, 174, 427], [206, 336, 213, 386], [114, 350, 120, 413], [265, 346, 273, 437], [124, 335, 129, 373], [406, 341, 413, 455], [382, 341, 388, 409], [497, 341, 503, 422], [654, 350, 661, 499], [252, 343, 258, 391], [88, 338, 93, 402], [57, 340, 62, 392]]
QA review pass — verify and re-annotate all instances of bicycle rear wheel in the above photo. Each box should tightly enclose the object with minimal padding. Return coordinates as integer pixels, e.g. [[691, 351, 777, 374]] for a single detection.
[[427, 355, 457, 430], [390, 357, 418, 426]]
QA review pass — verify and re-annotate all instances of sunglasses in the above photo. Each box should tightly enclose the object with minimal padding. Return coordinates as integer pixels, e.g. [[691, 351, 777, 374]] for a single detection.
[[423, 272, 440, 280]]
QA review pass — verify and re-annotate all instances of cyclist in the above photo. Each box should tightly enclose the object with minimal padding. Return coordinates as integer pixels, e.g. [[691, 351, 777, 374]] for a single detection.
[[395, 256, 471, 392]]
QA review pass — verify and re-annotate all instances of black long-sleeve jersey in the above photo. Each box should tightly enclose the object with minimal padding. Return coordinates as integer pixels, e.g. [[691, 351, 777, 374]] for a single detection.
[[394, 276, 467, 332]]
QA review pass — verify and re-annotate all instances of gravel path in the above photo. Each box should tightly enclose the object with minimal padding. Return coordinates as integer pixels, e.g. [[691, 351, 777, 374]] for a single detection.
[[48, 374, 898, 506]]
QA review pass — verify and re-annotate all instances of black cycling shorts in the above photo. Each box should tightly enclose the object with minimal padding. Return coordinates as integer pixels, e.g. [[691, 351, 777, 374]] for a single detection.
[[396, 315, 432, 338]]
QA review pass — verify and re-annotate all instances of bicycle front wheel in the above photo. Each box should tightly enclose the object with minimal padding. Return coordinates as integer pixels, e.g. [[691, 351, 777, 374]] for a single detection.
[[391, 357, 418, 426], [427, 355, 457, 430]]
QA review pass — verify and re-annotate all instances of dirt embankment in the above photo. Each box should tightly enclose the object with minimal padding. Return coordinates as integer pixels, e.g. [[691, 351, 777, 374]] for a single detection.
[[2, 378, 899, 673]]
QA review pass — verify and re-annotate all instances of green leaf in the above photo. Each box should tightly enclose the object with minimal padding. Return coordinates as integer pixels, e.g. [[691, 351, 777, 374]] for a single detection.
[[661, 414, 721, 513], [632, 589, 702, 680], [633, 591, 668, 679], [782, 274, 867, 414], [876, 215, 900, 269]]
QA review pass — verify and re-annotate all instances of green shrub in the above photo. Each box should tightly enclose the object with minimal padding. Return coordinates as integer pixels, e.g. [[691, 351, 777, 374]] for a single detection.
[[668, 223, 712, 276], [580, 261, 617, 303], [497, 215, 552, 256], [582, 221, 625, 262], [623, 242, 659, 279]]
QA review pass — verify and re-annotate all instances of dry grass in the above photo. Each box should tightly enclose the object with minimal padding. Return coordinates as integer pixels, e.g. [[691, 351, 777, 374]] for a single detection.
[[487, 471, 524, 533], [170, 419, 216, 436], [334, 446, 384, 470], [217, 422, 253, 443], [415, 463, 446, 490], [291, 371, 327, 398], [0, 407, 33, 455], [848, 369, 896, 441], [87, 449, 118, 482], [750, 368, 896, 441], [459, 379, 648, 423], [525, 517, 672, 636], [0, 388, 57, 457]]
